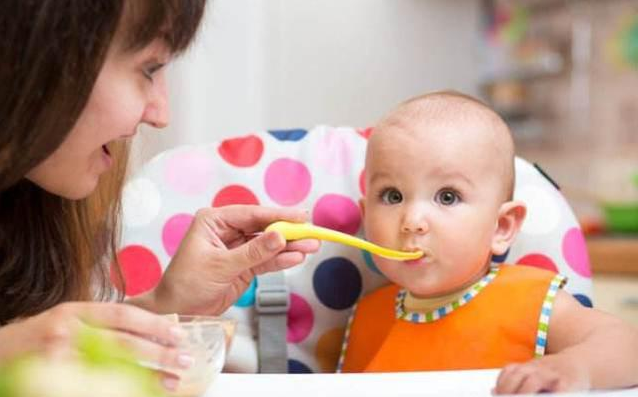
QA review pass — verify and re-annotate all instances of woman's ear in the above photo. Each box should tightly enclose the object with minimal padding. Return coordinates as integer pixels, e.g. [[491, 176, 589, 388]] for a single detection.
[[491, 200, 527, 255]]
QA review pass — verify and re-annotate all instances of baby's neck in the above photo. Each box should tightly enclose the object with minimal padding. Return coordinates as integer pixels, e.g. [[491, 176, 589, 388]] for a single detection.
[[404, 286, 474, 313], [404, 262, 493, 310]]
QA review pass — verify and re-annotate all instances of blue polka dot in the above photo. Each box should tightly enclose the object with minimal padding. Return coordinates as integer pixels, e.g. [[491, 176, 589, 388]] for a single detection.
[[268, 129, 308, 141], [362, 250, 383, 275], [313, 257, 362, 310], [492, 248, 510, 264], [288, 359, 313, 373], [234, 278, 257, 307], [573, 293, 593, 308]]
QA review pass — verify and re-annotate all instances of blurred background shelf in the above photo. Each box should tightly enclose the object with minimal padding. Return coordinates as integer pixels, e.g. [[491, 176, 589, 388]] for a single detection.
[[588, 236, 638, 274], [588, 236, 638, 326]]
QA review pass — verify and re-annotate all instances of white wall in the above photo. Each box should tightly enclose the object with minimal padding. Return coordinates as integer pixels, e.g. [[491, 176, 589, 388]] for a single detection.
[[132, 0, 482, 166]]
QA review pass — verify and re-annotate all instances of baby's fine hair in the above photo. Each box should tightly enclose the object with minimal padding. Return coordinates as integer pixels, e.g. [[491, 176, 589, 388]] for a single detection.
[[389, 90, 516, 201]]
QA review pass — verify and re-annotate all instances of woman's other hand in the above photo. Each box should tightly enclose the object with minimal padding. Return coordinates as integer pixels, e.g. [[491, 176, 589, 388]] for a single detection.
[[0, 302, 191, 391], [145, 205, 321, 315]]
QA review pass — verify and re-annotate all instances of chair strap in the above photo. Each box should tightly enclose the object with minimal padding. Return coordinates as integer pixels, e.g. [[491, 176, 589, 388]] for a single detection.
[[255, 272, 289, 373]]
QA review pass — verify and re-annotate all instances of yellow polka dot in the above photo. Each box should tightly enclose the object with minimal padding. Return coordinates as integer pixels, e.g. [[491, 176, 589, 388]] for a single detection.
[[315, 327, 346, 372]]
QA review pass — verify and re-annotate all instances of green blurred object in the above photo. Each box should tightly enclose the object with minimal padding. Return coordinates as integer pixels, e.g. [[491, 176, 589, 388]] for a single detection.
[[602, 202, 638, 233], [622, 16, 638, 68], [0, 326, 166, 397]]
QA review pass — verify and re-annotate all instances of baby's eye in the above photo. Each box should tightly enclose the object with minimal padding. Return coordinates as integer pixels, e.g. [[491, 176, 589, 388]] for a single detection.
[[436, 189, 460, 206], [380, 188, 403, 205]]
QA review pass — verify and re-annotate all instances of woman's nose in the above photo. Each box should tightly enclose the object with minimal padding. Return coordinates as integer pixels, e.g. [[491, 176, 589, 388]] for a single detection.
[[142, 73, 170, 129]]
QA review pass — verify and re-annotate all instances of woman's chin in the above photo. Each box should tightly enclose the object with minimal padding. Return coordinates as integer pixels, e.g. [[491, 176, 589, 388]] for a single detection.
[[57, 178, 99, 200]]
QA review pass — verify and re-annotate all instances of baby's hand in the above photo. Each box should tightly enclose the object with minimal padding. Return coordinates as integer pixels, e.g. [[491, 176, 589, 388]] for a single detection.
[[493, 356, 590, 395]]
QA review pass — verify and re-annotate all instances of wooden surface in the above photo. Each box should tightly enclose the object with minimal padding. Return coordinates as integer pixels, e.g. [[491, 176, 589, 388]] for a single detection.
[[593, 274, 638, 326], [587, 236, 638, 275]]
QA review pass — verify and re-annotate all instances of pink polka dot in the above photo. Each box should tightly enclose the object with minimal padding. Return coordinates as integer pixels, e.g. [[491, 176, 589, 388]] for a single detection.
[[313, 194, 361, 235], [164, 150, 214, 195], [111, 245, 162, 296], [357, 127, 373, 139], [562, 227, 592, 277], [212, 185, 259, 207], [218, 135, 264, 167], [359, 168, 366, 196], [287, 293, 314, 343], [516, 253, 559, 273], [264, 158, 311, 206], [162, 213, 194, 257], [315, 130, 353, 176]]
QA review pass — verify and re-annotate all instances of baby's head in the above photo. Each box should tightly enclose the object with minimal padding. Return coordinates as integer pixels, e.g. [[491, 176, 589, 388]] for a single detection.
[[361, 91, 526, 297]]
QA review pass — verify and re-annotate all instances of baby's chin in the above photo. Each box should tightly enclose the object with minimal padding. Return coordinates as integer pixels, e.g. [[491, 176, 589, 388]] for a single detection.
[[399, 273, 470, 298], [405, 284, 456, 298]]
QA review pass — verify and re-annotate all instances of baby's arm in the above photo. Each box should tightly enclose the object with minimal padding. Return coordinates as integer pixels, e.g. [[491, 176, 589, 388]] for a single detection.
[[494, 290, 638, 394]]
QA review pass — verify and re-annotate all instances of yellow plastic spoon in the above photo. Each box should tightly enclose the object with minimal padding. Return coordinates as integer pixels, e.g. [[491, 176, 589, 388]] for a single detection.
[[265, 221, 423, 261]]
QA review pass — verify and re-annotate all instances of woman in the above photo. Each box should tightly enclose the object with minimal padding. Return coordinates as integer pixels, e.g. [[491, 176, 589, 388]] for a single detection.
[[0, 1, 318, 391]]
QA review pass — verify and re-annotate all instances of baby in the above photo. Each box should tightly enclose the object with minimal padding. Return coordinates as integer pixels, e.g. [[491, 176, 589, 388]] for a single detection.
[[338, 91, 638, 394]]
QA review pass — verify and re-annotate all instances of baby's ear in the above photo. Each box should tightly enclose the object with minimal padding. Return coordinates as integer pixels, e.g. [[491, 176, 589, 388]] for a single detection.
[[491, 200, 526, 255], [359, 197, 366, 217]]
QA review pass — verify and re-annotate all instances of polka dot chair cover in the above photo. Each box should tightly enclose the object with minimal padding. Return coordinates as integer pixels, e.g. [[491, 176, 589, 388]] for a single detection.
[[119, 126, 593, 374]]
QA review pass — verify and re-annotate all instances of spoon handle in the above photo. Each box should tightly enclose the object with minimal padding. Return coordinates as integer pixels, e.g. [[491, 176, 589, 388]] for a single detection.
[[265, 221, 422, 260]]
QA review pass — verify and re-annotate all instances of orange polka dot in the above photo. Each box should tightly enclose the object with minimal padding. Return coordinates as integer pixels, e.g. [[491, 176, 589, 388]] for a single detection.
[[315, 327, 346, 372]]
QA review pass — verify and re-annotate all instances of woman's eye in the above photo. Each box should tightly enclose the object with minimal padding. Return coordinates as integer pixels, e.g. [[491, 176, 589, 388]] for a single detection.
[[436, 189, 460, 206], [380, 188, 403, 205], [143, 63, 165, 82]]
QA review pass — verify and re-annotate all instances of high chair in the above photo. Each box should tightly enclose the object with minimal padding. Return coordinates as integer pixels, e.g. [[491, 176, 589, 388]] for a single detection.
[[119, 126, 593, 374]]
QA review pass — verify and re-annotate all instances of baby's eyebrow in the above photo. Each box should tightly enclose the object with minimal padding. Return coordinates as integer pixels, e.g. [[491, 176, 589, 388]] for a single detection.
[[437, 171, 474, 187], [369, 171, 394, 185]]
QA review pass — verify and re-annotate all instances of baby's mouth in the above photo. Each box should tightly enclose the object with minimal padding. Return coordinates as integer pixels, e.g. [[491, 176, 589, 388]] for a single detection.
[[402, 247, 433, 265]]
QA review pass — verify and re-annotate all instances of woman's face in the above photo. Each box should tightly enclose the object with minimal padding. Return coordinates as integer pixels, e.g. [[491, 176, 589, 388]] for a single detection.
[[26, 38, 171, 199]]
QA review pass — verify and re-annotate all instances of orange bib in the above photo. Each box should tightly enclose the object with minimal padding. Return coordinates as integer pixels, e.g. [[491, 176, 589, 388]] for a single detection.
[[340, 265, 564, 373]]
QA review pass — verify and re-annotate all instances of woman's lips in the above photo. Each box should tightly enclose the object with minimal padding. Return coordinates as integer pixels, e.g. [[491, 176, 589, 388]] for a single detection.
[[101, 144, 113, 168]]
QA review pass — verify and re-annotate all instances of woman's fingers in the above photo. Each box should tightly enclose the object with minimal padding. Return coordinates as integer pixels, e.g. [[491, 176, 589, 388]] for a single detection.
[[226, 231, 287, 272], [99, 328, 193, 373], [221, 205, 308, 231], [199, 205, 308, 239], [73, 302, 185, 347], [285, 238, 321, 254]]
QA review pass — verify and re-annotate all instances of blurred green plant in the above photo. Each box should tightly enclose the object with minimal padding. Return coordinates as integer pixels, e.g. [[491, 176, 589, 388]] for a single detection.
[[608, 14, 638, 69], [0, 325, 167, 397]]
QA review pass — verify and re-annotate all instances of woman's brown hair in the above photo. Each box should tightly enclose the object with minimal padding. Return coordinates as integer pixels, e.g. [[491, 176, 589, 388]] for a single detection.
[[0, 0, 206, 324]]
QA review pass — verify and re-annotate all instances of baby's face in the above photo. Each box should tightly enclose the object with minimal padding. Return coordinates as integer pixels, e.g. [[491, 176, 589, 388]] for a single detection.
[[362, 116, 509, 297]]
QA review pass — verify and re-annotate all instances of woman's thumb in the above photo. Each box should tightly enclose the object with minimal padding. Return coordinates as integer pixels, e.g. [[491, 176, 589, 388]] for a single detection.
[[231, 231, 285, 270]]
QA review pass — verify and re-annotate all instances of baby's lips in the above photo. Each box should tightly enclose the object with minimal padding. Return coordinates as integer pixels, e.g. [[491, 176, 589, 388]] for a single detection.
[[404, 247, 433, 259]]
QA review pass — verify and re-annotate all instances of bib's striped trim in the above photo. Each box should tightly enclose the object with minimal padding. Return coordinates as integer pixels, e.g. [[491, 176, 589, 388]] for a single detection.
[[534, 274, 567, 357], [336, 303, 358, 373], [395, 266, 499, 323]]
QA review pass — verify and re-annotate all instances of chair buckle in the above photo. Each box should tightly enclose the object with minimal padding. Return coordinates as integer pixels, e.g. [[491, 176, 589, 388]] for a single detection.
[[255, 284, 290, 314]]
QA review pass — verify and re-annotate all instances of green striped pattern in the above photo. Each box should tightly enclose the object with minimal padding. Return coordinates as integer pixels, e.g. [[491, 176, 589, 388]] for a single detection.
[[534, 274, 567, 357], [336, 303, 358, 373], [395, 266, 500, 323]]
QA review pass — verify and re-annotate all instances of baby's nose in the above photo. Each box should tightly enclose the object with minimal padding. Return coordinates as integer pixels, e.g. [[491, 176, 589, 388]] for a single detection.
[[401, 216, 429, 234]]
